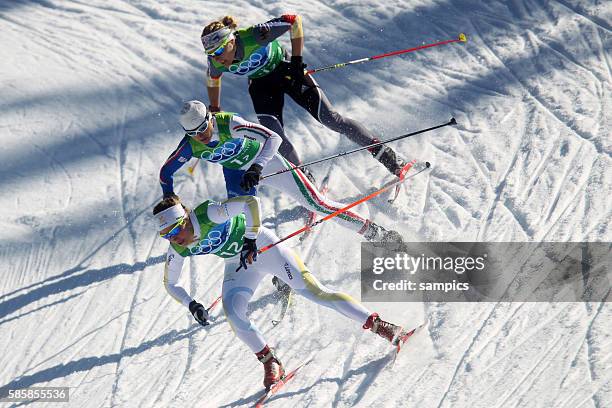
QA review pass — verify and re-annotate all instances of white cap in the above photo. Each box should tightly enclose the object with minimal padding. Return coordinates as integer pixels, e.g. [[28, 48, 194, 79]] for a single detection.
[[156, 204, 186, 231], [179, 100, 208, 131]]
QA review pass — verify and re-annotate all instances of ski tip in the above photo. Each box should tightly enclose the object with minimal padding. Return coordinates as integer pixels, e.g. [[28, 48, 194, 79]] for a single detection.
[[450, 117, 457, 125], [459, 33, 467, 43]]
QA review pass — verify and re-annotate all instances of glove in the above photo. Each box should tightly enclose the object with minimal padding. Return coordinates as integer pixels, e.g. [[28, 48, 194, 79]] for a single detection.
[[289, 55, 306, 92], [189, 300, 209, 326], [238, 237, 258, 270], [208, 105, 221, 113], [240, 163, 263, 192]]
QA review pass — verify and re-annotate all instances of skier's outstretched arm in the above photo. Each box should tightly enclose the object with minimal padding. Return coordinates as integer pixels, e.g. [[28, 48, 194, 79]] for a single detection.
[[159, 137, 194, 197], [206, 75, 222, 111], [207, 195, 261, 240], [163, 246, 192, 306]]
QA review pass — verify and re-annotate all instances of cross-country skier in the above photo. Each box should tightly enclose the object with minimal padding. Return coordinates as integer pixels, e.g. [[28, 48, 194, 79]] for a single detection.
[[154, 194, 407, 389], [200, 14, 407, 178], [159, 100, 402, 242]]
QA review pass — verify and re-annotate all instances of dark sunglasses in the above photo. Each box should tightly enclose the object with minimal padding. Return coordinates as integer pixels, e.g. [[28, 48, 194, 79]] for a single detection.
[[160, 217, 186, 240]]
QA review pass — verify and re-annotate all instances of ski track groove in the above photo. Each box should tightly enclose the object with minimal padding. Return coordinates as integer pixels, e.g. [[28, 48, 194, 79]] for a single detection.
[[68, 0, 151, 19], [431, 179, 474, 226], [539, 157, 593, 240], [539, 34, 606, 85], [21, 309, 131, 376], [522, 135, 557, 202], [575, 383, 611, 408], [420, 172, 432, 234], [477, 304, 567, 377], [541, 143, 580, 224], [584, 289, 610, 408], [503, 335, 566, 408], [471, 304, 529, 403], [455, 130, 494, 199], [30, 141, 74, 211], [433, 179, 472, 212], [559, 307, 599, 402], [594, 28, 612, 83], [477, 133, 521, 241], [109, 241, 155, 406], [331, 333, 361, 407], [108, 90, 142, 405], [551, 0, 612, 33], [477, 95, 533, 241], [471, 18, 608, 157], [435, 303, 499, 408], [168, 258, 201, 401], [431, 191, 460, 231], [581, 214, 611, 241]]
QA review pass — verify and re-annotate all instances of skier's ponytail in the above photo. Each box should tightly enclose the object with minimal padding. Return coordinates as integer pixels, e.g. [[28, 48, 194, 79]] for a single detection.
[[202, 16, 238, 37]]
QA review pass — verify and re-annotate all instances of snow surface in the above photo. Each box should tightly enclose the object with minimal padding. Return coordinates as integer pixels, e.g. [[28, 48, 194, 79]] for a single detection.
[[0, 0, 610, 407]]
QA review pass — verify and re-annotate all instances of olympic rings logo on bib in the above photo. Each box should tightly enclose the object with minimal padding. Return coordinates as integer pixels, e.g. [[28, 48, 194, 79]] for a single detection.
[[200, 141, 241, 163], [189, 229, 226, 255], [229, 48, 268, 75]]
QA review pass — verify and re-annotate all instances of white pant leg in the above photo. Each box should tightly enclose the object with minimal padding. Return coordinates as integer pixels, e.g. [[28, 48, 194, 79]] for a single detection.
[[260, 155, 370, 234], [221, 227, 371, 353], [261, 228, 371, 324], [221, 254, 268, 353]]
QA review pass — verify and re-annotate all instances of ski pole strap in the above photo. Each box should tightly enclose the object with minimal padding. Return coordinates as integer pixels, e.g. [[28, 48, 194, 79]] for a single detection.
[[306, 33, 467, 75], [261, 118, 455, 180], [258, 161, 431, 254]]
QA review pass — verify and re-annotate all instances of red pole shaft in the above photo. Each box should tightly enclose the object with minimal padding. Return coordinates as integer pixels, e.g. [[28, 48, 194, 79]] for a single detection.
[[370, 38, 462, 61], [306, 34, 466, 75], [258, 160, 422, 254]]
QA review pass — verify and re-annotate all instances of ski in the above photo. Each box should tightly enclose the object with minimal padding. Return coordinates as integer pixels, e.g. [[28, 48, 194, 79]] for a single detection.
[[391, 321, 428, 366], [388, 160, 416, 204], [254, 358, 313, 407], [271, 277, 293, 327]]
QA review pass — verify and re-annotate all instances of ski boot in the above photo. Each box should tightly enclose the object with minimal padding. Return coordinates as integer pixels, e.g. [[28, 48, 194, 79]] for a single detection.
[[363, 313, 403, 345], [256, 345, 285, 390], [302, 167, 317, 185], [368, 140, 406, 176], [363, 221, 403, 244]]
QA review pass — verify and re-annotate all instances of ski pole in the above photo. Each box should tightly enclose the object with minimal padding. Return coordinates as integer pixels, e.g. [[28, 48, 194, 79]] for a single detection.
[[201, 295, 223, 327], [261, 118, 455, 180], [207, 295, 222, 312], [306, 33, 467, 75], [187, 158, 200, 176], [257, 161, 430, 254]]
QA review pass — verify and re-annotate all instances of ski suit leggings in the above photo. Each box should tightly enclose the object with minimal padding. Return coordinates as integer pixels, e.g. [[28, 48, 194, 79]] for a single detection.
[[224, 154, 370, 234], [249, 62, 378, 166], [222, 226, 372, 353]]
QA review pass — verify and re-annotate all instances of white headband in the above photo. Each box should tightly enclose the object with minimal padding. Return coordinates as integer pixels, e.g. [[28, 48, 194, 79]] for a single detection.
[[201, 27, 234, 53], [156, 204, 186, 231]]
